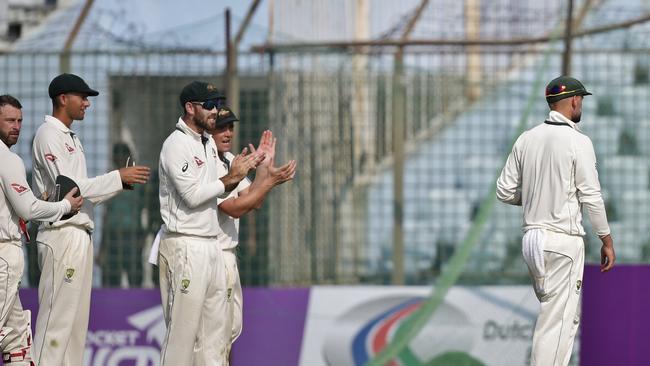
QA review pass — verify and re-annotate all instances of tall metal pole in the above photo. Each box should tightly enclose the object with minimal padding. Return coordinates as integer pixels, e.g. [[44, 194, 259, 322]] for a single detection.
[[226, 1, 261, 152], [225, 8, 240, 149], [391, 0, 428, 285], [562, 0, 574, 75], [391, 48, 406, 285], [60, 0, 95, 73], [465, 0, 482, 101], [225, 8, 232, 93], [350, 0, 370, 283]]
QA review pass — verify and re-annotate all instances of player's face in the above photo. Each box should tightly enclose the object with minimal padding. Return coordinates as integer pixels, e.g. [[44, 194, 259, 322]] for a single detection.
[[571, 95, 583, 123], [0, 104, 22, 147], [191, 102, 217, 132], [212, 122, 235, 153], [64, 93, 91, 121]]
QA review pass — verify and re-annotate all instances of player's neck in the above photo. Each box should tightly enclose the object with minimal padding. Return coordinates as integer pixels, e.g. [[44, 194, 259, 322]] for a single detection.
[[52, 110, 74, 128]]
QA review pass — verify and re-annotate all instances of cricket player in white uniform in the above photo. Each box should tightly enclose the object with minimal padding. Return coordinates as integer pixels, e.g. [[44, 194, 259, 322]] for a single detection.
[[210, 108, 296, 346], [496, 76, 616, 366], [157, 81, 263, 365], [0, 94, 83, 365], [31, 74, 150, 366]]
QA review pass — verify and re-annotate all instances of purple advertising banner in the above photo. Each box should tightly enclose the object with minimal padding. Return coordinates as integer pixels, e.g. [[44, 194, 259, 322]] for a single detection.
[[581, 264, 650, 366], [13, 287, 310, 366]]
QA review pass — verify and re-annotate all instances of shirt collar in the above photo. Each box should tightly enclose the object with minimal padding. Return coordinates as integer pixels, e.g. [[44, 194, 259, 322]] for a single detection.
[[176, 117, 211, 145], [44, 115, 73, 133], [547, 110, 579, 130]]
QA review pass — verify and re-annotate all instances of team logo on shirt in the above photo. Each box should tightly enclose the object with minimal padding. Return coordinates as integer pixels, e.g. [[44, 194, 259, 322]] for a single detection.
[[65, 143, 75, 153], [10, 183, 28, 194], [194, 156, 205, 167], [181, 279, 190, 294], [44, 153, 57, 162]]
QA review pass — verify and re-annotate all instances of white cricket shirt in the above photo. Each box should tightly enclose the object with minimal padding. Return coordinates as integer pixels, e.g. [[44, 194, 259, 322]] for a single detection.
[[0, 141, 70, 242], [496, 110, 610, 237], [158, 118, 229, 237], [32, 115, 123, 231], [216, 151, 251, 250]]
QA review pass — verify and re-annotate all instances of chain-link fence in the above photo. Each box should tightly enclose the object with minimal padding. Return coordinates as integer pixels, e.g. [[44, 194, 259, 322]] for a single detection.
[[3, 1, 650, 289]]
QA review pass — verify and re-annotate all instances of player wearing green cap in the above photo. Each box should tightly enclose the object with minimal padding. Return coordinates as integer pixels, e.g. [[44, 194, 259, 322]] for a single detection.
[[496, 76, 615, 366]]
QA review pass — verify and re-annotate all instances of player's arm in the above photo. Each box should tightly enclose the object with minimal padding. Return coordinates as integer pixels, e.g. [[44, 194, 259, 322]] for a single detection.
[[219, 159, 297, 218], [221, 168, 272, 215], [221, 148, 265, 191], [160, 141, 229, 208], [574, 136, 615, 271], [575, 136, 610, 236], [2, 154, 79, 222], [232, 130, 293, 211], [218, 178, 266, 219], [496, 135, 523, 206], [32, 134, 123, 204], [89, 165, 151, 204]]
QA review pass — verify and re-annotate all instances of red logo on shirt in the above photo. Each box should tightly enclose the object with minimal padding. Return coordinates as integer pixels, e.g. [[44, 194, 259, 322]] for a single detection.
[[65, 143, 75, 153], [194, 156, 205, 167], [45, 153, 57, 162], [11, 183, 28, 194]]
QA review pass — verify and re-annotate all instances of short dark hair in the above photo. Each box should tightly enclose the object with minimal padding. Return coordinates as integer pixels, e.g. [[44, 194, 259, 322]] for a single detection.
[[52, 94, 62, 108], [0, 94, 22, 110]]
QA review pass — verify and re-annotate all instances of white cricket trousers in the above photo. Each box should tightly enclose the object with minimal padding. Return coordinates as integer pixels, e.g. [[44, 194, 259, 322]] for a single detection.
[[158, 234, 233, 366], [522, 229, 584, 366], [0, 241, 35, 365], [33, 226, 93, 366], [222, 248, 242, 344]]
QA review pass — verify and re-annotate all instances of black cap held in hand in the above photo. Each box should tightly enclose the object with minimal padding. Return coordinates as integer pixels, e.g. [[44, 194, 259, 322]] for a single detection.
[[48, 73, 99, 99], [54, 175, 81, 220], [545, 76, 592, 104], [179, 81, 225, 106]]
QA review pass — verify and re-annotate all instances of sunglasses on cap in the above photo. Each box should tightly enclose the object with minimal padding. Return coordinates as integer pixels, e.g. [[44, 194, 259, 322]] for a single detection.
[[191, 99, 226, 110]]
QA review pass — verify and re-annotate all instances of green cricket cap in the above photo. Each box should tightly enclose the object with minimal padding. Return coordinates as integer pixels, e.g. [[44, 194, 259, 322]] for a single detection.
[[545, 76, 592, 104]]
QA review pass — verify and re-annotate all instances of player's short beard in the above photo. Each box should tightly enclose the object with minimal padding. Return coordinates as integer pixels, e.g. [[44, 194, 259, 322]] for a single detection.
[[193, 114, 214, 131]]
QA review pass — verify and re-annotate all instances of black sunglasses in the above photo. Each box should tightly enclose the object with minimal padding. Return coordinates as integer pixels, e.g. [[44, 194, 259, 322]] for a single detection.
[[192, 99, 226, 110]]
